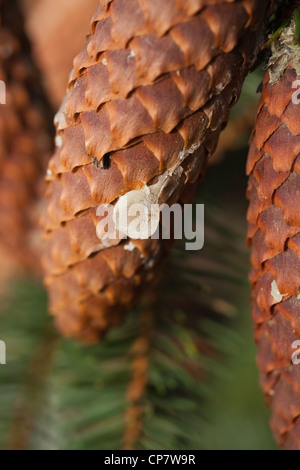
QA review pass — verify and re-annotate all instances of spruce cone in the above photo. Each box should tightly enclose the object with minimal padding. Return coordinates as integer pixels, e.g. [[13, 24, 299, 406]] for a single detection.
[[247, 23, 300, 450], [42, 0, 271, 343], [0, 0, 53, 280]]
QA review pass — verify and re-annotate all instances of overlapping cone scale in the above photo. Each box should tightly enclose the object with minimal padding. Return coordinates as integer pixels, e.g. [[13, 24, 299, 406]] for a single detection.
[[0, 0, 53, 281], [247, 25, 300, 450], [42, 0, 271, 342]]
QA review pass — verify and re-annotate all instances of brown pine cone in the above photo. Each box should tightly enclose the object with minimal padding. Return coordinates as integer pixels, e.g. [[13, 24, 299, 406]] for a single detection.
[[42, 0, 271, 343], [247, 21, 300, 450], [0, 0, 53, 282]]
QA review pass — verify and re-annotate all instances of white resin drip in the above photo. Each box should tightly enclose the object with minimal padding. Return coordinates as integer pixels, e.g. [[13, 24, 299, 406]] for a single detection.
[[112, 141, 202, 239], [271, 280, 288, 303]]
